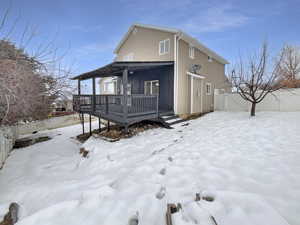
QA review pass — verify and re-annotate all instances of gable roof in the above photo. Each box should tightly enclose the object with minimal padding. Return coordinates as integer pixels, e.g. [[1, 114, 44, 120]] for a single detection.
[[114, 23, 229, 65]]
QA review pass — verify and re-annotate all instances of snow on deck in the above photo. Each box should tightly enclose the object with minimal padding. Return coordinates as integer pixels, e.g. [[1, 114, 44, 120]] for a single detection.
[[0, 112, 300, 225]]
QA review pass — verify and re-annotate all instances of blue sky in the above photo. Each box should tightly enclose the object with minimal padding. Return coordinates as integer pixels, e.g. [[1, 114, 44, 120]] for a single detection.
[[1, 0, 300, 75]]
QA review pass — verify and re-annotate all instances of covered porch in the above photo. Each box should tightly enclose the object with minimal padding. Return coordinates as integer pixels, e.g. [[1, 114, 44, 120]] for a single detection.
[[71, 61, 174, 132]]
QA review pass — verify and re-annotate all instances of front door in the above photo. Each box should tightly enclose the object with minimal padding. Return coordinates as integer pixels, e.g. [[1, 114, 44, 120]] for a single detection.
[[191, 77, 203, 113]]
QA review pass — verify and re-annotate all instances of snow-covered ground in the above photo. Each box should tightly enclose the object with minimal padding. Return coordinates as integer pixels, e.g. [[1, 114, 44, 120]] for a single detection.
[[1, 112, 300, 225]]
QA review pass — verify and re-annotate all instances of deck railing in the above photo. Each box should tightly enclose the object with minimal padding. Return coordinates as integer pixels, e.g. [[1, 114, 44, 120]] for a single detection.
[[73, 94, 159, 118]]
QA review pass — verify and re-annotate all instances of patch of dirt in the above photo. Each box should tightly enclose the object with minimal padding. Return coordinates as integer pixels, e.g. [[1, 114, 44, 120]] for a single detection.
[[184, 111, 211, 120], [79, 147, 89, 158], [14, 136, 51, 149], [76, 133, 93, 143], [77, 121, 161, 143]]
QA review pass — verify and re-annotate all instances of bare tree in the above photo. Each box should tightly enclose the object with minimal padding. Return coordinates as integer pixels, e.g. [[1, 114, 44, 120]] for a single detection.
[[0, 8, 74, 126], [230, 42, 283, 116], [277, 45, 300, 88]]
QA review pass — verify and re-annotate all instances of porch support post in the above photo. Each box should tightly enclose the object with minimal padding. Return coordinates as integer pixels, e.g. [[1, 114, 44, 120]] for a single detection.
[[107, 121, 110, 132], [98, 117, 101, 132], [92, 77, 96, 112], [122, 68, 128, 120], [78, 79, 81, 95], [82, 113, 85, 134], [89, 114, 92, 135], [78, 79, 81, 112], [156, 95, 159, 117]]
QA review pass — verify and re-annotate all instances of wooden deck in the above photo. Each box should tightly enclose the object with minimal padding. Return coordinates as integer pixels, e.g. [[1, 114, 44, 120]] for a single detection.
[[73, 94, 163, 126]]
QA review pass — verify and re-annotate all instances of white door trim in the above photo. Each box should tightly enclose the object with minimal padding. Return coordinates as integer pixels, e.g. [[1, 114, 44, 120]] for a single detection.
[[200, 79, 203, 113], [187, 71, 205, 114], [190, 76, 194, 113]]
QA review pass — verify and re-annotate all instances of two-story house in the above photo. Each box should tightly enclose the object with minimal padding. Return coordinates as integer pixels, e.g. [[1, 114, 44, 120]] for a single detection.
[[72, 23, 230, 132]]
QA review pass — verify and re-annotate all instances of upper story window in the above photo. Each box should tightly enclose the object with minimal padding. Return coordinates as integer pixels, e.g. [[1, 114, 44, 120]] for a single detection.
[[189, 46, 195, 59], [159, 39, 170, 55], [123, 52, 134, 61], [206, 83, 212, 95]]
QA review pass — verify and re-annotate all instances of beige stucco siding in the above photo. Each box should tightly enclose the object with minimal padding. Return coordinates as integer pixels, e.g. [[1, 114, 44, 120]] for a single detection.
[[115, 27, 174, 62], [176, 39, 228, 115]]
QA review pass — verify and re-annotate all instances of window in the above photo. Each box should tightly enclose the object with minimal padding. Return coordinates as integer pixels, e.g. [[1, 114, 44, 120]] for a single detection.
[[206, 83, 212, 95], [103, 81, 115, 93], [189, 46, 195, 59], [102, 79, 117, 94], [144, 80, 159, 95], [123, 52, 134, 61], [159, 39, 170, 55]]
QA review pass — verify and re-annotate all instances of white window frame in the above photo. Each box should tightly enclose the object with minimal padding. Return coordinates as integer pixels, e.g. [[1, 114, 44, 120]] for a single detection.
[[123, 52, 134, 61], [206, 83, 212, 95], [159, 39, 170, 55], [189, 46, 195, 59], [144, 80, 159, 95], [103, 80, 117, 94]]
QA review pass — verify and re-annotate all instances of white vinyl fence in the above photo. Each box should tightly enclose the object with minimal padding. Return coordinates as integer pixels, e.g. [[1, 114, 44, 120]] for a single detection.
[[18, 114, 95, 135], [0, 126, 18, 168], [214, 89, 300, 112]]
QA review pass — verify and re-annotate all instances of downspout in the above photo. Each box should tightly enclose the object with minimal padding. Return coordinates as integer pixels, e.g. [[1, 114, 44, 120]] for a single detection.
[[174, 32, 183, 115]]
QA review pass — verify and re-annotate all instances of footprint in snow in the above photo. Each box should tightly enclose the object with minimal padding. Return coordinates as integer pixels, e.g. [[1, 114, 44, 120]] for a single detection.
[[128, 211, 139, 225], [159, 168, 166, 175], [156, 186, 166, 200], [168, 156, 173, 162], [107, 155, 113, 161]]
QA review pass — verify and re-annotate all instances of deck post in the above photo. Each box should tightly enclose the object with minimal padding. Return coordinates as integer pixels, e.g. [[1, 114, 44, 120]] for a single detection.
[[107, 121, 110, 132], [156, 95, 159, 117], [78, 79, 81, 112], [89, 114, 92, 135], [92, 77, 96, 112], [82, 113, 85, 134], [98, 117, 101, 132], [105, 95, 109, 114], [78, 79, 81, 95], [122, 68, 128, 121]]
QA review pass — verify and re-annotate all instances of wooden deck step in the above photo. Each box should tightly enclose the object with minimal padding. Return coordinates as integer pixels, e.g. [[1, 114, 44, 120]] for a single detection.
[[159, 114, 187, 127], [168, 118, 187, 126], [162, 115, 178, 121]]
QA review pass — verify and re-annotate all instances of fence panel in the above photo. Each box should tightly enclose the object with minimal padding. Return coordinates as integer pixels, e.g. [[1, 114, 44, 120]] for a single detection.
[[214, 89, 300, 112]]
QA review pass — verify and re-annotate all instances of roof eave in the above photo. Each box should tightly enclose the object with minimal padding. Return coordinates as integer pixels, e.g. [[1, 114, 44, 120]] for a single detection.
[[181, 33, 229, 65]]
